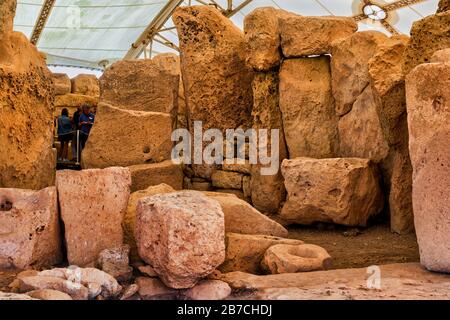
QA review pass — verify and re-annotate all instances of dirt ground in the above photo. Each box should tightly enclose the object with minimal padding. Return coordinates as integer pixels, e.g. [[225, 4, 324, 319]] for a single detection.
[[287, 223, 420, 270]]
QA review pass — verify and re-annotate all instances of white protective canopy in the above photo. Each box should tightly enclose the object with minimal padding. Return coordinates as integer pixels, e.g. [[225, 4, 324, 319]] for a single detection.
[[13, 0, 441, 71]]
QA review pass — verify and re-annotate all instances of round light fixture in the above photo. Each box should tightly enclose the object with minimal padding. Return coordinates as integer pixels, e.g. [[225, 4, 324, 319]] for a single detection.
[[363, 4, 387, 21]]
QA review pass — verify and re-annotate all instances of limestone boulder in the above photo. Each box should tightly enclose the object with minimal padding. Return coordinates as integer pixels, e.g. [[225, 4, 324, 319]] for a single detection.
[[430, 48, 450, 63], [0, 1, 55, 190], [173, 6, 253, 133], [279, 57, 338, 158], [279, 15, 357, 57], [123, 183, 176, 262], [17, 276, 89, 300], [128, 160, 183, 192], [0, 292, 37, 300], [26, 289, 72, 300], [338, 86, 389, 162], [136, 277, 178, 300], [219, 233, 304, 274], [56, 167, 131, 266], [331, 31, 388, 116], [97, 245, 132, 282], [204, 192, 288, 237], [368, 36, 414, 234], [406, 61, 450, 273], [182, 280, 231, 300], [0, 187, 62, 269], [135, 191, 225, 288], [51, 73, 71, 95], [211, 171, 243, 190], [250, 72, 288, 213], [244, 7, 296, 70], [82, 103, 173, 169], [403, 11, 450, 75], [100, 59, 179, 127], [71, 74, 99, 97], [54, 93, 98, 109], [281, 158, 384, 226], [261, 244, 332, 274], [38, 267, 122, 299]]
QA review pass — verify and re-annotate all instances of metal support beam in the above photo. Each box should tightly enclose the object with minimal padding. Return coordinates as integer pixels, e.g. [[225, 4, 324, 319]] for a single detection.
[[225, 0, 253, 17], [30, 0, 56, 45], [124, 0, 184, 60]]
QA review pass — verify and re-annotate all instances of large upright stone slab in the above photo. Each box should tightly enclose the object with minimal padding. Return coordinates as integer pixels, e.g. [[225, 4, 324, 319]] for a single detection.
[[281, 157, 384, 226], [136, 191, 225, 288], [82, 103, 173, 169], [173, 6, 253, 133], [0, 187, 62, 269], [56, 167, 131, 266], [406, 61, 450, 273], [100, 59, 179, 126], [338, 85, 389, 162], [369, 36, 414, 234], [331, 31, 388, 116], [0, 0, 55, 190], [279, 15, 357, 57], [250, 72, 287, 213], [403, 11, 450, 75], [244, 7, 295, 71], [279, 57, 338, 159]]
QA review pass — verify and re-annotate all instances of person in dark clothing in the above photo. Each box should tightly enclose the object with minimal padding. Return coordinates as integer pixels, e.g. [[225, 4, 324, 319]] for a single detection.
[[57, 108, 73, 161], [71, 106, 82, 161], [79, 104, 95, 151]]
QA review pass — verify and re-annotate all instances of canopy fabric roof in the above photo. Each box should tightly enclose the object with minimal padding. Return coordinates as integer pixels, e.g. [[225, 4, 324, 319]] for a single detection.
[[13, 0, 440, 70]]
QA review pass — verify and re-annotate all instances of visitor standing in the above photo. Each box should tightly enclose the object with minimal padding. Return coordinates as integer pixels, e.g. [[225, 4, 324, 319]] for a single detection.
[[57, 108, 73, 161], [79, 104, 95, 151]]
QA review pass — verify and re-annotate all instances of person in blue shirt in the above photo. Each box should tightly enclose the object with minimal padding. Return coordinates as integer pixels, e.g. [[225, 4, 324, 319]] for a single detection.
[[57, 108, 73, 161], [78, 104, 95, 151]]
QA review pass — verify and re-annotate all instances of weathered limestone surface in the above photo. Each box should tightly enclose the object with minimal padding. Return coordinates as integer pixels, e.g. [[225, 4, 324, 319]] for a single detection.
[[219, 233, 303, 274], [331, 31, 388, 116], [280, 15, 357, 57], [51, 73, 71, 95], [244, 7, 296, 71], [182, 280, 231, 300], [56, 167, 131, 266], [403, 11, 450, 75], [216, 263, 450, 300], [82, 103, 173, 169], [204, 192, 288, 237], [430, 48, 450, 62], [437, 0, 450, 12], [123, 183, 176, 262], [100, 59, 179, 126], [152, 53, 186, 128], [251, 72, 287, 213], [54, 93, 98, 109], [261, 244, 332, 274], [0, 187, 61, 269], [71, 74, 99, 97], [128, 160, 183, 192], [368, 36, 414, 234], [279, 57, 338, 159], [173, 6, 253, 133], [406, 61, 450, 273], [136, 191, 225, 288], [338, 85, 389, 162], [211, 171, 243, 190], [281, 158, 384, 226], [0, 0, 55, 190]]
